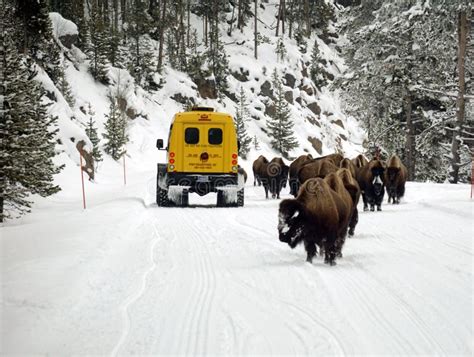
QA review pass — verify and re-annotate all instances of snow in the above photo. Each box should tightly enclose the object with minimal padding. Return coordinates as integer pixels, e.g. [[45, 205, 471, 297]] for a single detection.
[[49, 12, 78, 38], [1, 176, 473, 355]]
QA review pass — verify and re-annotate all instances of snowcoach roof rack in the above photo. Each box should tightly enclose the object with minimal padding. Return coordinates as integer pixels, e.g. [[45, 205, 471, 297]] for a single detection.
[[191, 106, 214, 112]]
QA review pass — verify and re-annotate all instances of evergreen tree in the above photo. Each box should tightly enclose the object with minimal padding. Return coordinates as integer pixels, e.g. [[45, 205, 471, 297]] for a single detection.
[[1, 31, 62, 221], [267, 70, 298, 157], [103, 96, 128, 161], [310, 40, 327, 89], [87, 2, 109, 84], [276, 37, 287, 62], [234, 87, 252, 159], [85, 104, 103, 166], [58, 65, 75, 108], [205, 18, 230, 99]]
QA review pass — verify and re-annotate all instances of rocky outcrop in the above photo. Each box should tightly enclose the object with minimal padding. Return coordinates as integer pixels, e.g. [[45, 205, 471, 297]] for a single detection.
[[76, 140, 94, 180], [307, 137, 323, 155]]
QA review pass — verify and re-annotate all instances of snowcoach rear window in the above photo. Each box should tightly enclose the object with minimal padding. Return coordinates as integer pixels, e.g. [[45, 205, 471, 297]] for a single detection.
[[185, 128, 199, 144], [208, 128, 223, 145]]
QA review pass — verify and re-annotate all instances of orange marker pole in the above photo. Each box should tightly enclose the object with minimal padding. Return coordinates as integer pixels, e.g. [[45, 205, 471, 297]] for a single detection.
[[80, 153, 86, 209]]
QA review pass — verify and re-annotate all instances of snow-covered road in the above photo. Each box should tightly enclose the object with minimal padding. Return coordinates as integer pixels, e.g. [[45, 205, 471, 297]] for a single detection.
[[1, 174, 473, 355]]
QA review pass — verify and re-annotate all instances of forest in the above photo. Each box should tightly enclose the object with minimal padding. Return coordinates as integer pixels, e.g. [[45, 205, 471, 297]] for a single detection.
[[0, 0, 472, 222]]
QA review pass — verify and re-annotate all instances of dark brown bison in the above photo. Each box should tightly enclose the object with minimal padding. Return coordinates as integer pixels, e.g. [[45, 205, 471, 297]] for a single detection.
[[337, 168, 361, 237], [252, 155, 268, 186], [289, 154, 313, 197], [260, 157, 289, 199], [384, 155, 407, 204], [351, 154, 369, 170], [297, 158, 338, 187], [356, 159, 385, 211], [324, 172, 352, 257], [340, 158, 357, 179], [278, 178, 348, 265]]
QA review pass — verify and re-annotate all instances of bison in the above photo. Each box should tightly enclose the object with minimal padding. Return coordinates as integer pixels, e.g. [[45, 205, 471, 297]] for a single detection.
[[289, 154, 313, 197], [252, 155, 268, 186], [340, 158, 357, 179], [297, 158, 338, 187], [384, 154, 407, 204], [337, 168, 361, 237], [356, 159, 385, 211], [351, 154, 369, 170], [254, 156, 289, 199], [278, 178, 348, 265], [324, 172, 353, 257]]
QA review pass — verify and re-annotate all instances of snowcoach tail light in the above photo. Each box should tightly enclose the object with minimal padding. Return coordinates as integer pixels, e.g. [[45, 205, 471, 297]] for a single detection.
[[169, 158, 175, 164], [232, 159, 238, 165], [232, 166, 238, 171], [169, 165, 175, 170], [232, 153, 238, 159], [170, 152, 175, 158]]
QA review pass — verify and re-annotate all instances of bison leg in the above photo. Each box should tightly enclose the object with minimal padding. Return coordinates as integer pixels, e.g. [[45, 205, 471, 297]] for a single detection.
[[264, 185, 269, 199], [304, 240, 317, 264], [324, 235, 338, 266], [362, 194, 369, 211], [348, 208, 358, 237]]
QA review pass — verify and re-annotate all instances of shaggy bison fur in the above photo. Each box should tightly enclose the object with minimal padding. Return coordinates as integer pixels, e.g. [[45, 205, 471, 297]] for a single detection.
[[323, 172, 353, 257], [356, 159, 386, 211], [252, 155, 268, 186], [384, 155, 407, 204], [278, 178, 348, 265], [254, 156, 289, 199], [337, 168, 361, 237], [297, 158, 338, 187], [289, 154, 313, 197]]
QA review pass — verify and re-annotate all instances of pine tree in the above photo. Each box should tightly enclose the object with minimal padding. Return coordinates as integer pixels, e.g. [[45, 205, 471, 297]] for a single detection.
[[103, 97, 128, 161], [310, 40, 327, 89], [267, 70, 298, 157], [1, 30, 62, 221], [87, 2, 109, 84], [276, 37, 287, 62], [234, 87, 252, 159], [58, 65, 75, 108], [85, 104, 103, 166]]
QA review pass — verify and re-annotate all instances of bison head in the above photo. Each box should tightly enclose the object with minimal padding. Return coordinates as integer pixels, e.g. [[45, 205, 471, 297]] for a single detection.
[[371, 167, 385, 197], [278, 199, 305, 248]]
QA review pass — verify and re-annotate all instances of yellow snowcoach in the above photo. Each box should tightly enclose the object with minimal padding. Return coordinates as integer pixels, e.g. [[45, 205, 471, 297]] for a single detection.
[[156, 107, 244, 207]]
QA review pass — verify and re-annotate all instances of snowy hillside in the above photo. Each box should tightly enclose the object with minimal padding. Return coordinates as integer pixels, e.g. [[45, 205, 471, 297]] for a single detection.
[[43, 3, 365, 190]]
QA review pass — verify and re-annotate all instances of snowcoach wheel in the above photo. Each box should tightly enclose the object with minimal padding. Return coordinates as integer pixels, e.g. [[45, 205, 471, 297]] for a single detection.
[[157, 184, 172, 207], [237, 188, 244, 207]]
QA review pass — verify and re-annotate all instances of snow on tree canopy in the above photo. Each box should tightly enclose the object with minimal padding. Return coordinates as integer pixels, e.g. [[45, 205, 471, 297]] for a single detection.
[[49, 12, 78, 39]]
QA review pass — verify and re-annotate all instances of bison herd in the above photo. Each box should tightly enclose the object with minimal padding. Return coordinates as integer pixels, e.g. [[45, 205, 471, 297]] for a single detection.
[[251, 153, 408, 266]]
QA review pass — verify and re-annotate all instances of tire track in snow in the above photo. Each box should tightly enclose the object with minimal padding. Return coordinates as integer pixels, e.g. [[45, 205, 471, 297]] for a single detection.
[[170, 210, 217, 355], [110, 213, 161, 357]]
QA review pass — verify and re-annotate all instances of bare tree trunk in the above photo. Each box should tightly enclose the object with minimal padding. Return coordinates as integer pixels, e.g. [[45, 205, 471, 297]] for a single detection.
[[237, 0, 242, 31], [254, 0, 258, 59], [113, 0, 119, 32], [450, 10, 468, 183], [288, 0, 294, 38], [187, 0, 190, 46], [405, 93, 416, 181], [120, 0, 127, 25], [276, 0, 281, 36], [281, 0, 285, 35], [304, 0, 310, 37], [157, 0, 167, 72]]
